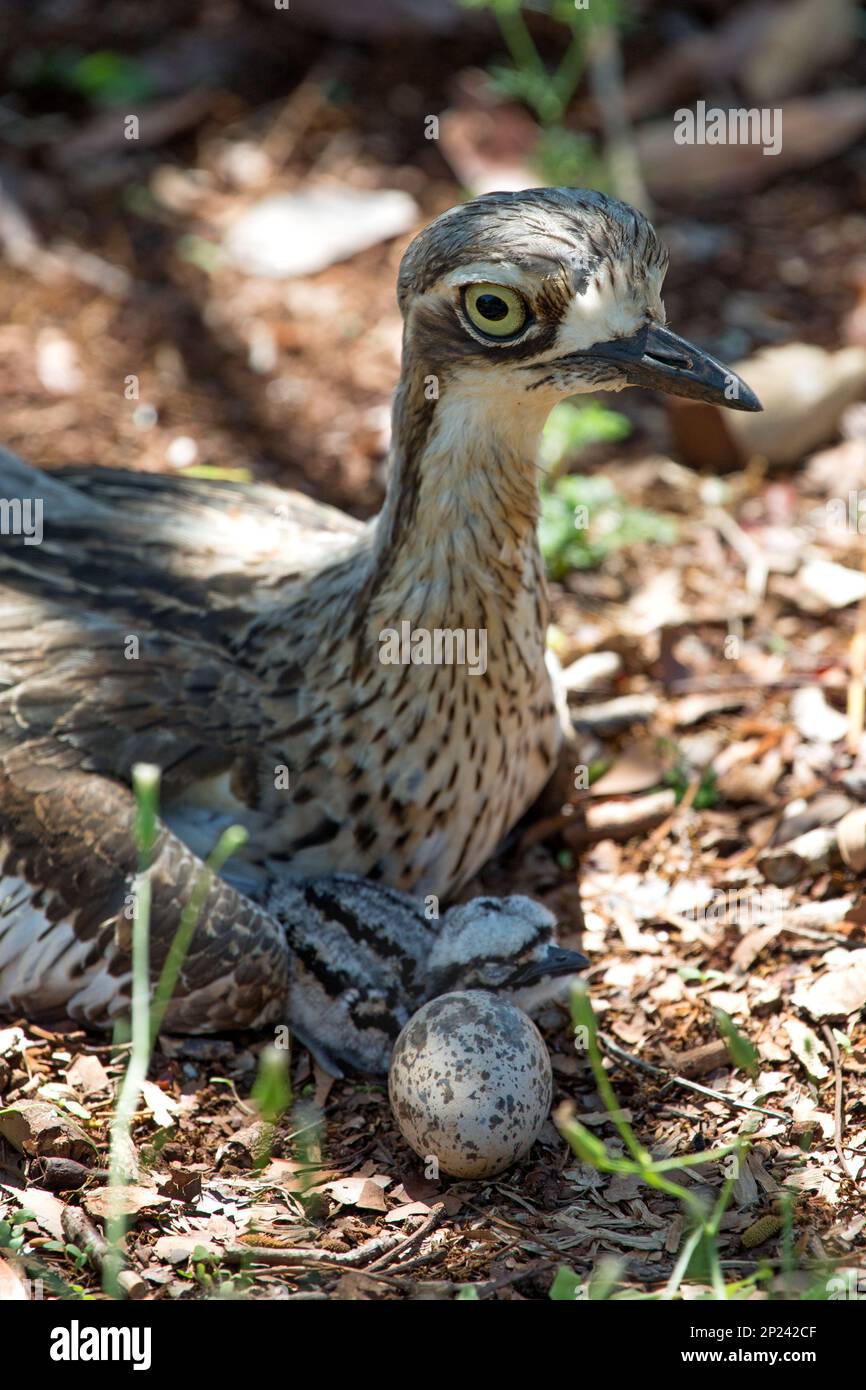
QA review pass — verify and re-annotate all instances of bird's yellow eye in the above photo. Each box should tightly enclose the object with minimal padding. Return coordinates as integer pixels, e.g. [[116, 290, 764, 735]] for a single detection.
[[463, 284, 527, 339]]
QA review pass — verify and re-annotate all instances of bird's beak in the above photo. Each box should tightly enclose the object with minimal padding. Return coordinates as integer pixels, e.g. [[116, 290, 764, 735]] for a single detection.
[[514, 945, 589, 986], [578, 322, 762, 411]]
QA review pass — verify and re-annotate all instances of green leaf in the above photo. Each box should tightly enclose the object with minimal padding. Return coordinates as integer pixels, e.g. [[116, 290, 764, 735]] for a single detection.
[[538, 467, 675, 580], [251, 1045, 292, 1127], [549, 1265, 583, 1300], [678, 966, 706, 983], [588, 1254, 626, 1301], [713, 1009, 759, 1078], [69, 52, 156, 107], [535, 127, 607, 190], [664, 762, 718, 809], [541, 400, 630, 467]]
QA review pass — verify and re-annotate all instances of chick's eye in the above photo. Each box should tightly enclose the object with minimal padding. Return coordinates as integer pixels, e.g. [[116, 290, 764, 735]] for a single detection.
[[463, 283, 527, 339]]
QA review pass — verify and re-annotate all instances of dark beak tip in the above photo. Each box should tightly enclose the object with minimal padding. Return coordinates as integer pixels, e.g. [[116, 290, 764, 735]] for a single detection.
[[514, 947, 589, 987], [732, 383, 763, 413], [550, 948, 590, 976], [718, 368, 762, 413]]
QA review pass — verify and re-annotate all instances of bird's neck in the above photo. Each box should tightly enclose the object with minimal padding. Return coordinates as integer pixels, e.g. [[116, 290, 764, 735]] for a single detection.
[[365, 360, 551, 627]]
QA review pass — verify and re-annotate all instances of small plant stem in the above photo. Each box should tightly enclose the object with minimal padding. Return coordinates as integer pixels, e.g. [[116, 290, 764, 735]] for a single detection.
[[664, 1226, 704, 1300], [647, 1146, 737, 1174], [495, 7, 561, 122], [149, 823, 248, 1045], [564, 984, 753, 1300], [105, 762, 160, 1296], [496, 6, 548, 82], [574, 986, 645, 1161], [599, 1030, 788, 1121], [105, 766, 248, 1295], [551, 34, 585, 115]]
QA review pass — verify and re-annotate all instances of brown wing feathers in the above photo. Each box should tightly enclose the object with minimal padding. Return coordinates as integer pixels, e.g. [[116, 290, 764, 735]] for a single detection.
[[0, 747, 289, 1030]]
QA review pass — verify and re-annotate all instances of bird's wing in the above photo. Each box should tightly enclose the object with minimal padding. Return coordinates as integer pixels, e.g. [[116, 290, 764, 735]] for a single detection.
[[0, 748, 290, 1031], [0, 448, 365, 630], [57, 461, 367, 602], [0, 448, 365, 796]]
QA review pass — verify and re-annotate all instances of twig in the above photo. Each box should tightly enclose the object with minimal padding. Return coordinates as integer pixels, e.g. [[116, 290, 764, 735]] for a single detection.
[[366, 1203, 446, 1271], [227, 1228, 404, 1268], [463, 1202, 581, 1264], [61, 1207, 146, 1300], [597, 1031, 789, 1122], [821, 1024, 856, 1183], [644, 774, 700, 853], [360, 1247, 449, 1280], [708, 506, 768, 602]]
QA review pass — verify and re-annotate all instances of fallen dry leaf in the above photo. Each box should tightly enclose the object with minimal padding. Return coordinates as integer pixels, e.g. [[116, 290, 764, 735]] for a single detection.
[[84, 1185, 172, 1224], [323, 1177, 389, 1213], [793, 950, 866, 1021], [65, 1053, 111, 1098], [140, 1080, 180, 1129], [785, 1019, 830, 1081]]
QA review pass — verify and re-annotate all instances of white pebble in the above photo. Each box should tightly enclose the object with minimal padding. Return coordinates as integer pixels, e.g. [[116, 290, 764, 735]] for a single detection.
[[166, 435, 198, 468]]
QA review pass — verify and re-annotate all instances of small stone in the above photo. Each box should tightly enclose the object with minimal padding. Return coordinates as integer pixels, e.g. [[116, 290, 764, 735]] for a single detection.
[[224, 188, 419, 279], [560, 651, 621, 694], [572, 692, 658, 734], [166, 435, 198, 468], [132, 402, 158, 429], [790, 686, 849, 743]]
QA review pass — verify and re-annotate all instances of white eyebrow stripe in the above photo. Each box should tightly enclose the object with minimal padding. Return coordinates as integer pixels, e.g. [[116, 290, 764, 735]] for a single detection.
[[440, 261, 557, 292]]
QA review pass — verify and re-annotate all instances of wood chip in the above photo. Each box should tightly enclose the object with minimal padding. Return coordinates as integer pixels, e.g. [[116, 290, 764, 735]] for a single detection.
[[758, 826, 839, 885], [0, 1101, 95, 1163]]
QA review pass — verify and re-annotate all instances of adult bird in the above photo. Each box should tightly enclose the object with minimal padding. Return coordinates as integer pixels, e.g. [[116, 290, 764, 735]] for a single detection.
[[0, 187, 759, 1036]]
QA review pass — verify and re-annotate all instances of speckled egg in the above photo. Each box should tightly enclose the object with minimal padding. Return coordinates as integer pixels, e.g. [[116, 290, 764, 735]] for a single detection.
[[388, 990, 553, 1179]]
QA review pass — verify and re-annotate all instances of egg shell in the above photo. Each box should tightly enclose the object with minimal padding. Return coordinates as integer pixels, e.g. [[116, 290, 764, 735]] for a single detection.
[[388, 990, 553, 1179]]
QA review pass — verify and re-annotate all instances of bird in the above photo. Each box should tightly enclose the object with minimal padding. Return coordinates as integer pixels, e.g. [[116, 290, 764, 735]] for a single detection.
[[0, 186, 759, 1035], [0, 823, 586, 1074], [273, 876, 587, 1075]]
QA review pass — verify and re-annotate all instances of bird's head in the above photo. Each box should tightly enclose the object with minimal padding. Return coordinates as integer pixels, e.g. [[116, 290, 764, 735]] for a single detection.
[[397, 187, 760, 413], [427, 895, 587, 1013]]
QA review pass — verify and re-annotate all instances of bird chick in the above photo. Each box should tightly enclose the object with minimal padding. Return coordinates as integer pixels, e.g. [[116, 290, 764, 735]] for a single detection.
[[268, 875, 586, 1076]]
